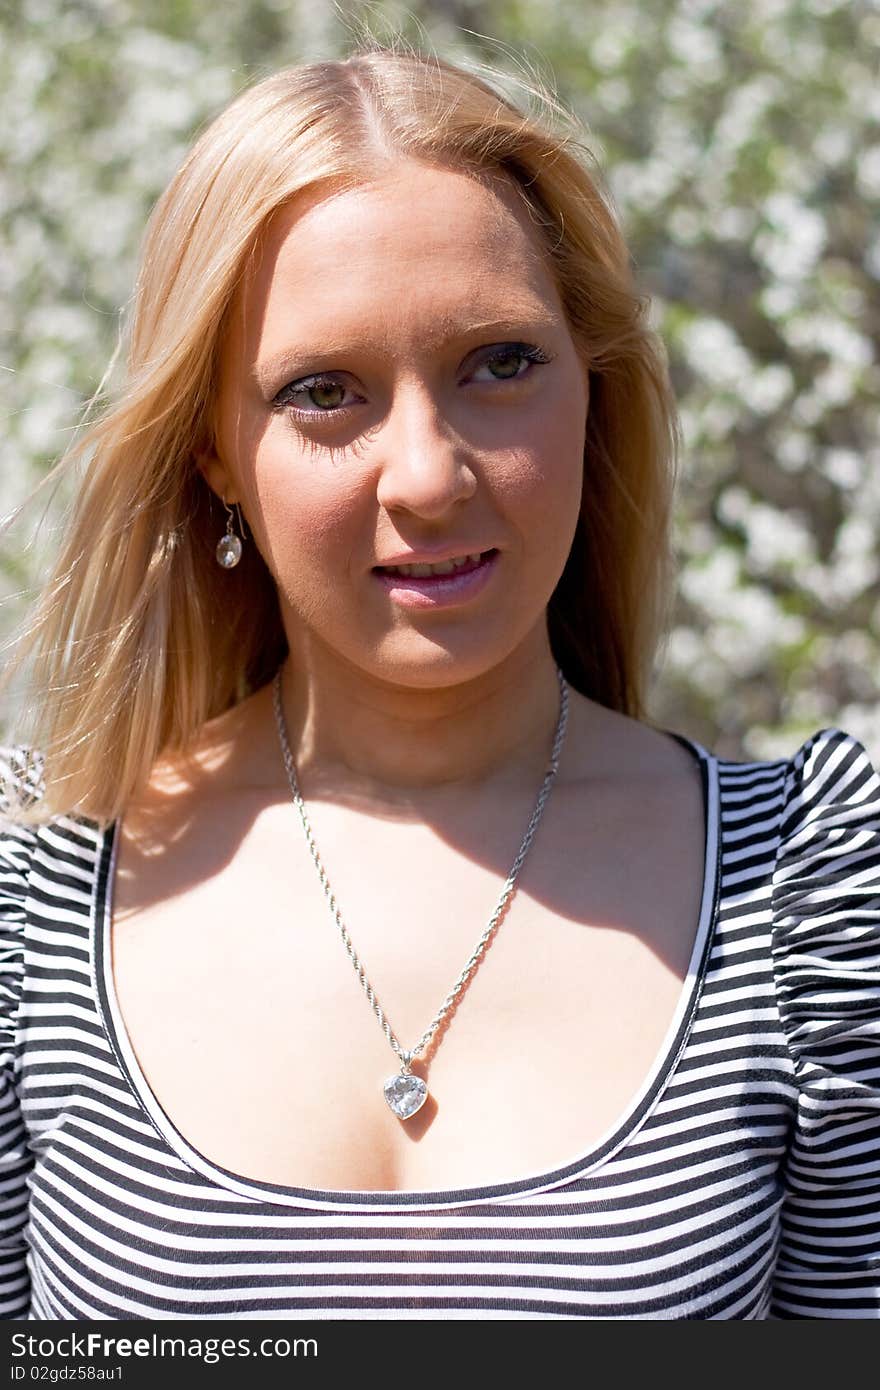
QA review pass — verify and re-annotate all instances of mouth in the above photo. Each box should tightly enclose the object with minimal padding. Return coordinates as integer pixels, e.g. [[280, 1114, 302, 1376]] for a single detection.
[[372, 549, 497, 579], [370, 548, 500, 607]]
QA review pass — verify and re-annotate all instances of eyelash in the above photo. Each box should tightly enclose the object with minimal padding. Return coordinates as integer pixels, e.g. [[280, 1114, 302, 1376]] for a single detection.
[[271, 342, 553, 423]]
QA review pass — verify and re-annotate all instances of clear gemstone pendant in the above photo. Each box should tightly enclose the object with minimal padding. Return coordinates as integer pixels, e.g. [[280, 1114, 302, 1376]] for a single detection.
[[384, 1069, 428, 1120], [216, 533, 242, 568]]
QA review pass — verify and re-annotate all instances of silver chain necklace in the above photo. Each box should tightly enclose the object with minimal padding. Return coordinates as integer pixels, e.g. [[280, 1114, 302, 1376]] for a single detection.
[[272, 666, 569, 1120]]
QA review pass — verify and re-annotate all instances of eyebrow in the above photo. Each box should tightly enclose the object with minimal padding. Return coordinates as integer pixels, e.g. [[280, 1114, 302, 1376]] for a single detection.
[[251, 311, 561, 391]]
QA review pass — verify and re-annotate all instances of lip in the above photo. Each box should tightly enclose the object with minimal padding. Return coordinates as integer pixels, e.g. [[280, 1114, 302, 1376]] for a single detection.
[[371, 548, 500, 608], [373, 545, 498, 568]]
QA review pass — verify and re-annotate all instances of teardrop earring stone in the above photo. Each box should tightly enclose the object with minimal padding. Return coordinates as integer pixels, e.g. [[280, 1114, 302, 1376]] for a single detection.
[[216, 534, 243, 568]]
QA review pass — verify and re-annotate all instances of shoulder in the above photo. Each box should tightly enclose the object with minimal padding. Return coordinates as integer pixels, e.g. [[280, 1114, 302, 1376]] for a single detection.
[[737, 725, 880, 944], [693, 723, 878, 830], [0, 745, 45, 820], [1, 743, 106, 919], [702, 724, 880, 891], [766, 727, 880, 1069], [721, 723, 878, 791], [771, 725, 879, 867], [761, 729, 880, 1317], [0, 748, 44, 1047], [0, 745, 43, 892], [565, 695, 707, 792], [784, 722, 878, 802]]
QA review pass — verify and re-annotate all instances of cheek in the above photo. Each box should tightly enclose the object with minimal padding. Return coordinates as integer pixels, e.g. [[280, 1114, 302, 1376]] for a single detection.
[[216, 395, 367, 566], [249, 441, 368, 579], [489, 395, 586, 521], [255, 469, 364, 578]]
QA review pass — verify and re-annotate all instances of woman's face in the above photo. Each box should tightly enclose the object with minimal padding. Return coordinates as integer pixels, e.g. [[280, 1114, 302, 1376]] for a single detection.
[[203, 158, 590, 690]]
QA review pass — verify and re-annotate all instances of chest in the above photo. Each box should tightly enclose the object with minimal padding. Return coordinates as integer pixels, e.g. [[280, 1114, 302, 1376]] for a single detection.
[[108, 773, 710, 1193]]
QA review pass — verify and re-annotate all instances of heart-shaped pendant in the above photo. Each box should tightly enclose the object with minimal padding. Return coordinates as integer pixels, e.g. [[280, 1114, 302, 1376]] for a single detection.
[[384, 1071, 428, 1120]]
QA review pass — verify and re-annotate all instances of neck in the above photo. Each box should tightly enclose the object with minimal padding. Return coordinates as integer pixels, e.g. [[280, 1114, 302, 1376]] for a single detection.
[[275, 635, 567, 807]]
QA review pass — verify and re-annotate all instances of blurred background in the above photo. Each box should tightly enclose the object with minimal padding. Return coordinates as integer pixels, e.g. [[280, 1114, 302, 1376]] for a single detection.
[[1, 0, 878, 760]]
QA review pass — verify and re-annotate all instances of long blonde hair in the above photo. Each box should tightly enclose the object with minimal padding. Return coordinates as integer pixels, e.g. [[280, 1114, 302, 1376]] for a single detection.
[[1, 44, 680, 825]]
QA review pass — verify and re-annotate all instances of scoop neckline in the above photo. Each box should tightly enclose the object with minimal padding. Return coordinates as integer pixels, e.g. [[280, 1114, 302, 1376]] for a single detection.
[[91, 733, 722, 1213]]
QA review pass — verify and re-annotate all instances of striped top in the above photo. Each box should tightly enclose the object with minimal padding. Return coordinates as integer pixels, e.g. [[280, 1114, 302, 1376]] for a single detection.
[[1, 726, 879, 1321]]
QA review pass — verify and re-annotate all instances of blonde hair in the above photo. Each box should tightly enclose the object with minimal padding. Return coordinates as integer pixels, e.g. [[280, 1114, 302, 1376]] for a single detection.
[[1, 44, 680, 825]]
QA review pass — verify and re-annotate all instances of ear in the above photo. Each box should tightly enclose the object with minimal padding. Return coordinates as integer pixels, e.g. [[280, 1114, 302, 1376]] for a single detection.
[[195, 448, 238, 507]]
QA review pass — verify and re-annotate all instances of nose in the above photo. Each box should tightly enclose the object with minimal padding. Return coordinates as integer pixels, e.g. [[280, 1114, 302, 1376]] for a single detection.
[[374, 383, 478, 520]]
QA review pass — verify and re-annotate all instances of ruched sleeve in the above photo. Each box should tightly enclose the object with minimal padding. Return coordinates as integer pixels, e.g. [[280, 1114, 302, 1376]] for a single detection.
[[0, 748, 38, 1320], [770, 727, 880, 1318]]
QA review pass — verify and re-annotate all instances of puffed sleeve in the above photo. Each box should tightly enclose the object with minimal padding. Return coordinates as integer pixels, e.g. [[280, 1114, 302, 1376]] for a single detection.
[[770, 727, 880, 1318], [0, 748, 38, 1320]]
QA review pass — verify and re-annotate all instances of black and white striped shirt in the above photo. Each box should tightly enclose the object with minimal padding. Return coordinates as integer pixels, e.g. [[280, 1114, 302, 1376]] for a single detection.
[[1, 726, 879, 1320]]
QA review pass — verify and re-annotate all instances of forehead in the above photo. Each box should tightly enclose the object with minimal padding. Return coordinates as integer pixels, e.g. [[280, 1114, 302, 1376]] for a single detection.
[[230, 160, 565, 358]]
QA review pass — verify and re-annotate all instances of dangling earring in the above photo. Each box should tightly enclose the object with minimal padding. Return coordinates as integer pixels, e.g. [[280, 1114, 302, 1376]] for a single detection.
[[216, 496, 244, 569]]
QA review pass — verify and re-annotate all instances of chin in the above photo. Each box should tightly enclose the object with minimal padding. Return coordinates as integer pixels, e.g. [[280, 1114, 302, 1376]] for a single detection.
[[354, 636, 546, 691]]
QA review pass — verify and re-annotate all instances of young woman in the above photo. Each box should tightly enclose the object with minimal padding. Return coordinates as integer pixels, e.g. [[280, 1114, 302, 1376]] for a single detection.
[[1, 46, 878, 1321]]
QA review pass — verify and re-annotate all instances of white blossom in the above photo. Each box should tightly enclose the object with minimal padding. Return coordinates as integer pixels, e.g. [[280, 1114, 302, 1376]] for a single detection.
[[753, 195, 827, 284], [679, 318, 754, 388]]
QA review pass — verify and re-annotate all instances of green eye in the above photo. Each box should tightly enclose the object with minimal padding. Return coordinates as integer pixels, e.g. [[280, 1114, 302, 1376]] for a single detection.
[[472, 342, 552, 383], [487, 350, 526, 379], [273, 374, 356, 417], [308, 382, 346, 409]]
